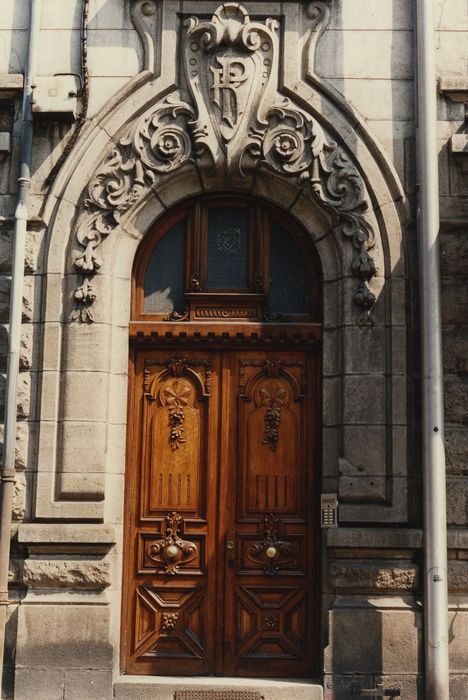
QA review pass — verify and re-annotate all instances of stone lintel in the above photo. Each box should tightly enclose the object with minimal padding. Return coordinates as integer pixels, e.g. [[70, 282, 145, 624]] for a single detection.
[[327, 528, 468, 552], [18, 523, 116, 554], [0, 74, 24, 98], [439, 77, 468, 103]]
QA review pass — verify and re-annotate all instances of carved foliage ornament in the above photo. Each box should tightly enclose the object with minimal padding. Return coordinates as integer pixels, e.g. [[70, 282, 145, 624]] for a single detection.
[[71, 2, 376, 324]]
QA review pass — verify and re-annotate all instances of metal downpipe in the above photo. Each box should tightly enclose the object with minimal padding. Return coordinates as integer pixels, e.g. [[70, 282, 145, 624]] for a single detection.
[[0, 0, 42, 694], [415, 0, 450, 698]]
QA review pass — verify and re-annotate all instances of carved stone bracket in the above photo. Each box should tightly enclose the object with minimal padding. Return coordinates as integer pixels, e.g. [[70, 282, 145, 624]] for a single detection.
[[247, 513, 296, 576], [146, 511, 198, 575], [71, 2, 376, 324]]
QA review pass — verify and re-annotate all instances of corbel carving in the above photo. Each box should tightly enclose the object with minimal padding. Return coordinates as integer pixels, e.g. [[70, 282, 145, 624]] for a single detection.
[[71, 2, 375, 323]]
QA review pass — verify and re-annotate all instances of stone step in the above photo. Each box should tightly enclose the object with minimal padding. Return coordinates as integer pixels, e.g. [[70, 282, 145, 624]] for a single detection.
[[114, 677, 324, 700]]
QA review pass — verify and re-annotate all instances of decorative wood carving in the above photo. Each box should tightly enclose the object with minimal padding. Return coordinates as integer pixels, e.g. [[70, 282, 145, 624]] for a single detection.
[[163, 380, 190, 450], [194, 307, 257, 320], [260, 383, 287, 450], [247, 513, 296, 576], [71, 2, 376, 324], [144, 356, 212, 396], [146, 512, 198, 575]]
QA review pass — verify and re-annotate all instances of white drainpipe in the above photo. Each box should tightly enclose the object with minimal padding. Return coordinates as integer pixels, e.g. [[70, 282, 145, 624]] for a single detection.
[[0, 1, 42, 694], [416, 0, 450, 698]]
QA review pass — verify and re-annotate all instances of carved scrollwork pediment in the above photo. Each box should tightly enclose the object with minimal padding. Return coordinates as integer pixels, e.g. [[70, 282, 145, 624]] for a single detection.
[[71, 1, 376, 324]]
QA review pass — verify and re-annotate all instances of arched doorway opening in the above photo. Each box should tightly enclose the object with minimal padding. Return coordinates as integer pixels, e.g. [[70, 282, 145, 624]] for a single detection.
[[121, 195, 322, 678]]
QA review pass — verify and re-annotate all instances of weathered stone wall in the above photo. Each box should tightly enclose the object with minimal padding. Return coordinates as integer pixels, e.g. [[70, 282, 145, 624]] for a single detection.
[[0, 0, 467, 699]]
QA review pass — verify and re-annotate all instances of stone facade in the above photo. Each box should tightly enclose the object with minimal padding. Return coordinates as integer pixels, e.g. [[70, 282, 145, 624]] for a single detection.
[[0, 0, 467, 698]]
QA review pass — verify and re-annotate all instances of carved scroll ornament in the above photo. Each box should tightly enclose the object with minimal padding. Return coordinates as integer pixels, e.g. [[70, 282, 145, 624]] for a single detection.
[[247, 513, 296, 576], [71, 2, 376, 324], [147, 511, 198, 575]]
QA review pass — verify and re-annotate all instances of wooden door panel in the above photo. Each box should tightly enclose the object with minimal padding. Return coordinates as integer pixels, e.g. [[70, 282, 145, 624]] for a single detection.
[[123, 348, 319, 677], [235, 586, 307, 659], [223, 351, 319, 678], [123, 351, 218, 675]]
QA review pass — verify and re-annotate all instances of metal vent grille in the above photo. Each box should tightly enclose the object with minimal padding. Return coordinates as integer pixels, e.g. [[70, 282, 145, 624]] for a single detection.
[[174, 691, 263, 700]]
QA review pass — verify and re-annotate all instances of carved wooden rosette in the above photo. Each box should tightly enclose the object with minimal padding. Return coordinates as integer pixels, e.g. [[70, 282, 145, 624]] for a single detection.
[[147, 511, 198, 575], [144, 355, 212, 450], [71, 1, 376, 324], [247, 513, 296, 576]]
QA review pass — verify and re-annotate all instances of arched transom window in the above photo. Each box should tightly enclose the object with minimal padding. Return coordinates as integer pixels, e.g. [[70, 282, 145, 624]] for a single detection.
[[133, 197, 321, 324]]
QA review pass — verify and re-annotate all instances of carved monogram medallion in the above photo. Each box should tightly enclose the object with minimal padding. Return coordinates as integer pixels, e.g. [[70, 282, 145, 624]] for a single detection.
[[71, 2, 376, 324]]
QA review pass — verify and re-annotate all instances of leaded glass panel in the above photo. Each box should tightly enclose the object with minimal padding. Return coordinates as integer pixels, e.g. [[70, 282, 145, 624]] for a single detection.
[[206, 208, 249, 289]]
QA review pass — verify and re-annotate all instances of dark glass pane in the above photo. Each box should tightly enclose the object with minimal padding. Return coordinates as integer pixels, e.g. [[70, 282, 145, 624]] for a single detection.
[[206, 208, 248, 289], [269, 223, 310, 314], [143, 220, 185, 313]]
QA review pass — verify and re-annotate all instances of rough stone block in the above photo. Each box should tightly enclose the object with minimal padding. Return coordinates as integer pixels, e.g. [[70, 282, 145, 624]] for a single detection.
[[87, 29, 141, 77], [324, 607, 422, 674], [436, 31, 468, 78], [58, 472, 105, 500], [442, 279, 468, 325], [18, 522, 116, 550], [449, 610, 468, 672], [374, 675, 421, 700], [0, 420, 29, 470], [338, 470, 386, 504], [443, 327, 468, 373], [328, 0, 413, 30], [12, 470, 26, 521], [0, 371, 30, 420], [449, 561, 468, 592], [64, 670, 113, 700], [342, 325, 386, 374], [445, 428, 468, 475], [16, 604, 113, 670], [15, 668, 64, 700], [323, 376, 340, 427], [22, 559, 110, 589], [329, 561, 418, 592], [325, 78, 414, 122], [62, 371, 109, 422], [341, 425, 387, 476], [446, 478, 468, 525], [343, 375, 386, 424], [317, 30, 413, 80], [450, 675, 468, 700], [59, 421, 106, 473], [324, 675, 373, 700], [445, 377, 468, 425]]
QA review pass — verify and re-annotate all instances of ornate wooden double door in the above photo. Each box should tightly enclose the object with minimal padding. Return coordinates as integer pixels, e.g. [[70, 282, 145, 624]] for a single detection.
[[122, 347, 320, 677]]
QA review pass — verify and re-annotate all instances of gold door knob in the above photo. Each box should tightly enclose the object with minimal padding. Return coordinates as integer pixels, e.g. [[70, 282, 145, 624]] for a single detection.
[[265, 545, 278, 559], [226, 539, 235, 550]]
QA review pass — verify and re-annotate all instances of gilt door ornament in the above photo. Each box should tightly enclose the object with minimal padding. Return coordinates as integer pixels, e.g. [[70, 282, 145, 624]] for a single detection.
[[247, 513, 296, 576], [146, 511, 198, 575], [71, 1, 376, 324]]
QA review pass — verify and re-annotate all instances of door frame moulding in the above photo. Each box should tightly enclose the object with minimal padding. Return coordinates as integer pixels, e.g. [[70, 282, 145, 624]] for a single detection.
[[31, 3, 408, 534]]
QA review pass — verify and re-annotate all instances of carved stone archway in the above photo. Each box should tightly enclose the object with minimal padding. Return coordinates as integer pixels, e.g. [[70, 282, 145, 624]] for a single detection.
[[33, 1, 408, 552]]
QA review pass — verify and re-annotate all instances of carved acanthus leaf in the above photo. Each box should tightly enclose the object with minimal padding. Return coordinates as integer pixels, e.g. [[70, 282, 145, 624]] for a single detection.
[[71, 2, 376, 324]]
